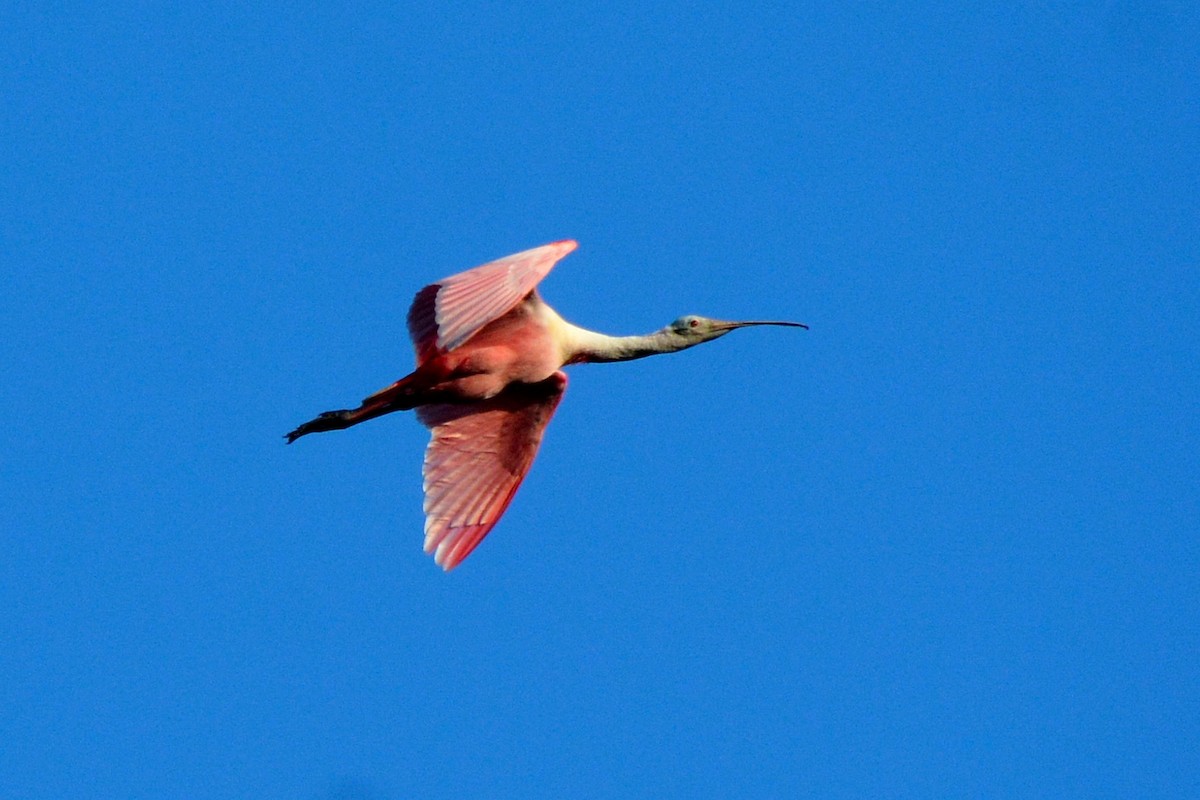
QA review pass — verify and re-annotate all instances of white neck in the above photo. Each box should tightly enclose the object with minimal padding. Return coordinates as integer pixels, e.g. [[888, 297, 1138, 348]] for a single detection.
[[534, 295, 693, 366], [563, 325, 682, 364]]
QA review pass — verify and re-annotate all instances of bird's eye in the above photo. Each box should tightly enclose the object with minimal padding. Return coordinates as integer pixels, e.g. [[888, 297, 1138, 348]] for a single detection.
[[689, 318, 700, 328]]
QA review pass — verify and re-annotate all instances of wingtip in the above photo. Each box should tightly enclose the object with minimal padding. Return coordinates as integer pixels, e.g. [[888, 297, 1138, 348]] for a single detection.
[[432, 548, 462, 572]]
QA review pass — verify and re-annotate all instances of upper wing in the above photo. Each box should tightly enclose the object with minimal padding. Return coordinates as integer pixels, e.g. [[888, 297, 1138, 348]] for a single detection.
[[415, 373, 567, 570], [407, 240, 578, 362]]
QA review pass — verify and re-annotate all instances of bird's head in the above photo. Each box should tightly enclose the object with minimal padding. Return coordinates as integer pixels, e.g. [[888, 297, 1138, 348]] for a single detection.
[[664, 315, 808, 348]]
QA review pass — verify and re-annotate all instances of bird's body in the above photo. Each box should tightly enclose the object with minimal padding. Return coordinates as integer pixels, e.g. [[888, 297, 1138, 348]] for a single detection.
[[288, 240, 805, 570], [409, 290, 573, 400]]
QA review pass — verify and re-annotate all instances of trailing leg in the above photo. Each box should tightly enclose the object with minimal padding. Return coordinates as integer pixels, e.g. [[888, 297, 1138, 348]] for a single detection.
[[285, 400, 395, 443]]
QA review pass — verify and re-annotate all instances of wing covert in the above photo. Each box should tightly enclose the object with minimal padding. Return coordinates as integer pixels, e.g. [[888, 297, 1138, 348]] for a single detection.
[[407, 240, 578, 362]]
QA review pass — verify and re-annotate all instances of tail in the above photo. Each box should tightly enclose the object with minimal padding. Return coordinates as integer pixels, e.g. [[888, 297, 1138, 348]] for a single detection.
[[285, 374, 420, 444]]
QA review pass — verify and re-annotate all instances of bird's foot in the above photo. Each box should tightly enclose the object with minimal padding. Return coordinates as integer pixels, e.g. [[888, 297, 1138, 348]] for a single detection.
[[284, 409, 353, 444]]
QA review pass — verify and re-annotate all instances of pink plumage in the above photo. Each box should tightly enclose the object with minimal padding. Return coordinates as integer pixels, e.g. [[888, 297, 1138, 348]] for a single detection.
[[407, 240, 577, 361], [286, 239, 805, 570], [416, 374, 566, 570]]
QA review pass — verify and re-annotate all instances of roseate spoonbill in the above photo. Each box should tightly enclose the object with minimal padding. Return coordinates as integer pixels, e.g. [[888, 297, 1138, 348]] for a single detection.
[[287, 240, 806, 570]]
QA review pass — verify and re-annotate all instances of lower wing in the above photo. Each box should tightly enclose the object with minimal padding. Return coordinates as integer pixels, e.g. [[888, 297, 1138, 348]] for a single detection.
[[415, 372, 567, 570]]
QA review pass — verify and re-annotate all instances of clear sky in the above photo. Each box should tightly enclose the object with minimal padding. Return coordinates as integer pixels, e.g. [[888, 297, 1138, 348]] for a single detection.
[[3, 3, 1198, 798]]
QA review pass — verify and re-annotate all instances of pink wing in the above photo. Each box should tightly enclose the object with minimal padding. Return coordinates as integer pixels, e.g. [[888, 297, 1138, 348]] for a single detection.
[[415, 373, 567, 570], [407, 240, 578, 362]]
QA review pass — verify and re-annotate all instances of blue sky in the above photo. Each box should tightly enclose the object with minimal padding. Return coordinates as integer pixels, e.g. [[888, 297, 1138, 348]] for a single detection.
[[3, 3, 1198, 798]]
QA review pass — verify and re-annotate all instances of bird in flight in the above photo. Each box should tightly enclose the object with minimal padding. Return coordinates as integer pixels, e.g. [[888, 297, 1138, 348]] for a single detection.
[[287, 240, 806, 570]]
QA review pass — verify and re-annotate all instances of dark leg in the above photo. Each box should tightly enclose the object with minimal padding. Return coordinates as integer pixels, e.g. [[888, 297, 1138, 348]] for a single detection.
[[285, 400, 397, 444], [285, 410, 352, 443]]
